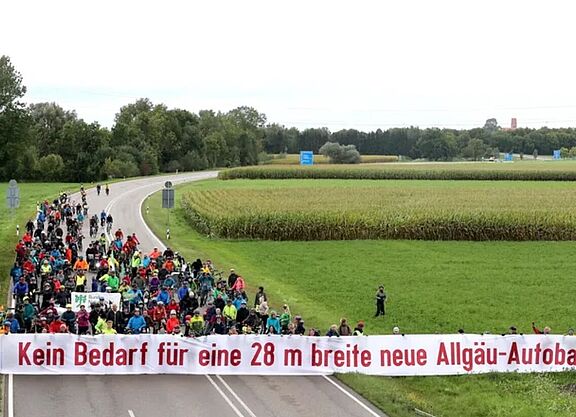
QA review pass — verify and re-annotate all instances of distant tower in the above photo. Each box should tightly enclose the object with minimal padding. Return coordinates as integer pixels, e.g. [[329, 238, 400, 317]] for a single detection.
[[511, 118, 517, 130]]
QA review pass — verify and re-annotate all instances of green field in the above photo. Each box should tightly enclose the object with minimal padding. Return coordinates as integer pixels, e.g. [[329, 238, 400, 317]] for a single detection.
[[221, 160, 576, 181], [144, 180, 576, 417], [181, 179, 576, 240], [266, 154, 398, 164]]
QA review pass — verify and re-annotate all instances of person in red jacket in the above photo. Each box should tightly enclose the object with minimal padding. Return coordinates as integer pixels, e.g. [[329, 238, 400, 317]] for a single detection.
[[15, 241, 26, 261], [151, 301, 167, 333], [166, 310, 180, 334], [22, 232, 33, 245], [49, 316, 66, 333], [167, 299, 180, 315], [23, 259, 35, 275]]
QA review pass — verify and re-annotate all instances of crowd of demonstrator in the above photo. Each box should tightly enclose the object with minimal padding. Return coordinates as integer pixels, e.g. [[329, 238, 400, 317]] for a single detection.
[[1, 187, 370, 337]]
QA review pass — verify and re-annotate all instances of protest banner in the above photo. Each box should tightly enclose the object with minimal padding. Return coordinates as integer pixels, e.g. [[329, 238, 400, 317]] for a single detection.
[[71, 292, 121, 312], [2, 334, 576, 376]]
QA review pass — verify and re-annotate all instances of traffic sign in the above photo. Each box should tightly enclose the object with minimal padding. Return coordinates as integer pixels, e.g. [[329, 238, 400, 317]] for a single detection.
[[300, 151, 314, 165], [6, 179, 20, 209], [162, 188, 175, 209], [164, 181, 173, 189]]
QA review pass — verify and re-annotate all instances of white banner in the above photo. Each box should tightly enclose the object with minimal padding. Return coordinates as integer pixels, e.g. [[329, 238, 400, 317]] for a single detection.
[[2, 334, 576, 375], [71, 292, 121, 312]]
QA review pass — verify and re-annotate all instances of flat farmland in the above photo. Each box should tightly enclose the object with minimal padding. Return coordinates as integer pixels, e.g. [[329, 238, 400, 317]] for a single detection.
[[220, 160, 576, 181], [144, 177, 576, 417], [181, 179, 576, 240]]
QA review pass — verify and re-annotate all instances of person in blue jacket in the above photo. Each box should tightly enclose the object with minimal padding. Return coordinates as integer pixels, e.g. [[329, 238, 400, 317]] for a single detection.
[[10, 263, 23, 284], [157, 286, 170, 305], [266, 311, 281, 334], [177, 282, 189, 302], [13, 276, 29, 303], [126, 309, 146, 334]]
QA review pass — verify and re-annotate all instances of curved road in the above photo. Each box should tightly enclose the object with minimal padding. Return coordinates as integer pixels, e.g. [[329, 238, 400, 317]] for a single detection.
[[11, 172, 385, 417]]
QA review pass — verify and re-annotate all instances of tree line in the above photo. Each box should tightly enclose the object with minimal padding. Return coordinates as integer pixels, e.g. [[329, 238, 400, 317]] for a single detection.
[[0, 56, 265, 182], [3, 54, 576, 183], [263, 120, 576, 161]]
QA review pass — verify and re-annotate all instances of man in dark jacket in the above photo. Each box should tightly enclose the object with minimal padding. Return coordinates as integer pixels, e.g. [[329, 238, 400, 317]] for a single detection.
[[106, 303, 125, 333], [375, 285, 387, 317]]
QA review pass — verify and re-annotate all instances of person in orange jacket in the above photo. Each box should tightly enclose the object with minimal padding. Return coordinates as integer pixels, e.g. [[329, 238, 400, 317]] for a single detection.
[[166, 310, 180, 334], [73, 255, 89, 271]]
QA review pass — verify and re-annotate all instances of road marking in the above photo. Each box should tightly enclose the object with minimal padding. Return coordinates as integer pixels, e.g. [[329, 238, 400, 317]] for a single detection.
[[8, 373, 14, 417], [132, 175, 257, 417], [8, 282, 15, 417], [206, 375, 245, 417], [128, 410, 136, 417], [321, 375, 383, 417], [216, 375, 258, 417]]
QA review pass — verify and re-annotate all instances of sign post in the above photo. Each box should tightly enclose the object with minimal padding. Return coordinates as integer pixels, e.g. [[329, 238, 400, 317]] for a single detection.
[[162, 181, 174, 239], [6, 179, 20, 210]]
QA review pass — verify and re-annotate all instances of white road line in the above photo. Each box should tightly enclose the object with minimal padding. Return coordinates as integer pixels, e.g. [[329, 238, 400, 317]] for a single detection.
[[8, 281, 15, 417], [206, 375, 245, 417], [8, 373, 14, 417], [128, 410, 136, 417], [135, 179, 258, 417], [321, 375, 383, 417], [137, 191, 167, 250], [216, 375, 258, 417]]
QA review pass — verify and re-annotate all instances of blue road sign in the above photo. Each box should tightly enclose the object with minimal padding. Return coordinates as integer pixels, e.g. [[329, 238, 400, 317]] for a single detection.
[[300, 151, 314, 165], [553, 150, 561, 160]]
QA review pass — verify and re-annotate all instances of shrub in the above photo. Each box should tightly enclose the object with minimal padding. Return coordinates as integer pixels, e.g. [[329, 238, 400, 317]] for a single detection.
[[319, 142, 361, 164]]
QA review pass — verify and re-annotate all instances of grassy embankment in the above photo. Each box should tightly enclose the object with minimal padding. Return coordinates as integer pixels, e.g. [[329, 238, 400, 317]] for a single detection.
[[144, 177, 576, 417]]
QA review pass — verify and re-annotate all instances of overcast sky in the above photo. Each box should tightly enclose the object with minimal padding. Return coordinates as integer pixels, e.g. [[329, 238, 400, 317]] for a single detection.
[[3, 0, 576, 130]]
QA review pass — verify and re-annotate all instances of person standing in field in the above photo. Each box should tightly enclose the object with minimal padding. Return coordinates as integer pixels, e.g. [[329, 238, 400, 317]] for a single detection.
[[375, 285, 387, 317]]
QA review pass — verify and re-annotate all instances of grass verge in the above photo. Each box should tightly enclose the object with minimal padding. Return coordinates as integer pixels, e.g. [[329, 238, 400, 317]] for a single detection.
[[143, 182, 576, 417]]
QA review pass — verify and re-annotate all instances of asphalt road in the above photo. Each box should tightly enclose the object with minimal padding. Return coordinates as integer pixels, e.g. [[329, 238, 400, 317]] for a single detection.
[[12, 172, 385, 417]]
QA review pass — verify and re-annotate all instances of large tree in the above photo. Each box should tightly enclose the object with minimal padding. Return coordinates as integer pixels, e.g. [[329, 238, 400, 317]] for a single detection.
[[0, 56, 32, 180]]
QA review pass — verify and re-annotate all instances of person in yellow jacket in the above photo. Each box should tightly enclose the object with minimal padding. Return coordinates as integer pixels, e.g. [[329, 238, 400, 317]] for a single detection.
[[101, 320, 117, 335], [40, 259, 52, 275], [94, 316, 107, 334], [188, 311, 205, 336], [75, 271, 87, 292], [107, 253, 119, 273], [223, 299, 237, 323]]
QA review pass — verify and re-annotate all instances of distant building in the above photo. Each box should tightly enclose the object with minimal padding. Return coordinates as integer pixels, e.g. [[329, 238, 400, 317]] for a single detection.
[[502, 117, 518, 131]]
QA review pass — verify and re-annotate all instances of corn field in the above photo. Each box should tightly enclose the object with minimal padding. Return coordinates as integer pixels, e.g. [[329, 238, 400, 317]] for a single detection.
[[181, 179, 576, 241], [219, 162, 576, 181]]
